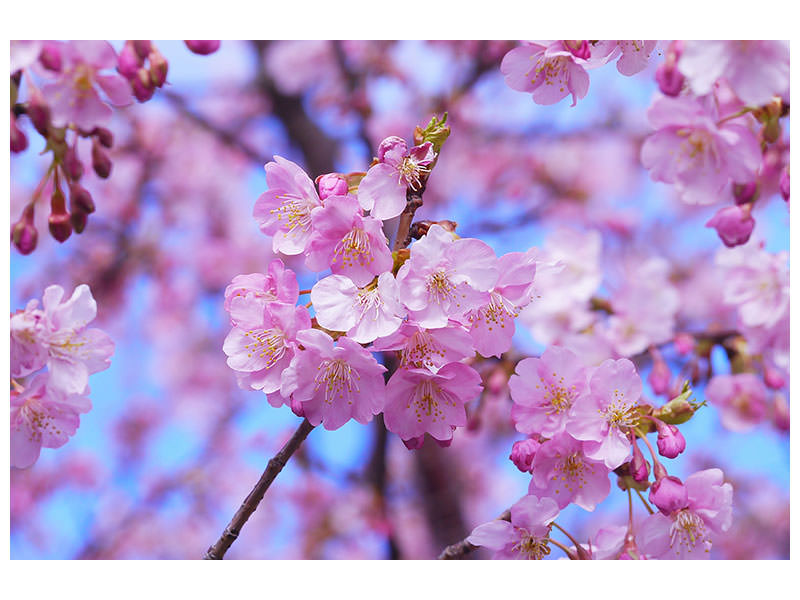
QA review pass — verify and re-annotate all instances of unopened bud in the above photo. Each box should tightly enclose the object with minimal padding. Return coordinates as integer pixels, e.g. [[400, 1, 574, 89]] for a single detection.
[[63, 145, 84, 181], [413, 112, 450, 154], [763, 365, 786, 390], [132, 40, 152, 60], [733, 182, 758, 205], [91, 141, 112, 179], [647, 349, 671, 396], [653, 418, 686, 459], [38, 41, 62, 72], [563, 40, 591, 60], [184, 40, 221, 55], [48, 200, 72, 243], [70, 210, 88, 234], [289, 395, 305, 418], [27, 89, 51, 137], [131, 68, 155, 102], [649, 475, 688, 516], [11, 207, 38, 255], [772, 393, 789, 432], [630, 440, 651, 483], [509, 438, 540, 474], [92, 127, 114, 149], [69, 183, 95, 214], [613, 462, 650, 492], [705, 205, 755, 248], [673, 333, 695, 355], [117, 42, 144, 79], [148, 48, 168, 88], [10, 114, 28, 153], [655, 41, 685, 97], [316, 173, 349, 200]]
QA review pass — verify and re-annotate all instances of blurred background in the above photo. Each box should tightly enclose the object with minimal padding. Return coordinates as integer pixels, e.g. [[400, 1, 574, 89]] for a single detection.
[[10, 40, 789, 559]]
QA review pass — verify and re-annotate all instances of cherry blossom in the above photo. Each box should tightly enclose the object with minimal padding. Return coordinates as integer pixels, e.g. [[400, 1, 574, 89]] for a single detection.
[[467, 495, 559, 559], [705, 374, 768, 432], [501, 41, 590, 107]]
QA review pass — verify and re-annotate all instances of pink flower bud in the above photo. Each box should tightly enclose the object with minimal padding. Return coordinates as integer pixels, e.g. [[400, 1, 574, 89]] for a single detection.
[[316, 173, 349, 200], [69, 183, 95, 214], [289, 395, 305, 418], [27, 89, 51, 136], [509, 438, 540, 473], [563, 40, 591, 60], [11, 207, 38, 255], [647, 350, 671, 396], [148, 49, 168, 88], [653, 419, 686, 459], [402, 435, 426, 450], [70, 210, 88, 234], [92, 127, 114, 149], [38, 41, 62, 72], [118, 42, 144, 80], [772, 394, 789, 432], [10, 113, 28, 153], [648, 475, 688, 516], [655, 40, 685, 97], [733, 182, 758, 205], [673, 333, 695, 355], [132, 40, 152, 60], [131, 69, 155, 102], [705, 205, 755, 248], [48, 207, 73, 243], [763, 365, 786, 390], [185, 40, 221, 55], [64, 145, 84, 181], [91, 141, 112, 179], [630, 440, 650, 483], [780, 168, 789, 203]]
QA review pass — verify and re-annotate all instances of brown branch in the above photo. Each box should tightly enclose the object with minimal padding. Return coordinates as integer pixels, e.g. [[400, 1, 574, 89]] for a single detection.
[[203, 418, 315, 560], [393, 183, 428, 252], [437, 509, 511, 560]]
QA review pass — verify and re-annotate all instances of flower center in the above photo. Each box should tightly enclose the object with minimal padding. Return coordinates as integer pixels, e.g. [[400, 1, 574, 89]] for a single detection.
[[333, 227, 371, 267], [425, 270, 456, 305], [532, 55, 569, 91], [242, 328, 286, 368], [408, 379, 456, 424], [669, 510, 710, 555], [314, 359, 360, 405], [270, 196, 313, 238], [73, 64, 94, 91], [402, 330, 444, 369], [540, 375, 577, 415], [601, 395, 639, 430], [398, 157, 430, 191], [17, 397, 60, 442], [512, 529, 551, 560]]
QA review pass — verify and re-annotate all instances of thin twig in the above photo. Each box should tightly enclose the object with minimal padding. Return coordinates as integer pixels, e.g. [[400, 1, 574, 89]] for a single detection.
[[203, 419, 315, 559]]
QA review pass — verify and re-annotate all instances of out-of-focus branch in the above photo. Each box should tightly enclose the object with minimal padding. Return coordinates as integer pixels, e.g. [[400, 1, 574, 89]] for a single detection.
[[203, 419, 315, 560], [161, 90, 265, 165], [437, 509, 511, 560], [332, 40, 373, 154]]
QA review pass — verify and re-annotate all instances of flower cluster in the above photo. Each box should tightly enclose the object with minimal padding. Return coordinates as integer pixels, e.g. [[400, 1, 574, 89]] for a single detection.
[[466, 346, 733, 559], [10, 284, 114, 468], [225, 131, 540, 447]]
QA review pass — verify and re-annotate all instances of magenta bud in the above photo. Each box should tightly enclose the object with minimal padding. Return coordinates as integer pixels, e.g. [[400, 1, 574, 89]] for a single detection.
[[64, 146, 84, 181], [39, 41, 63, 72], [48, 211, 72, 243], [316, 173, 349, 200], [131, 69, 155, 102], [91, 141, 112, 179], [148, 49, 169, 88], [648, 475, 688, 516], [630, 440, 651, 483], [11, 215, 38, 255], [69, 183, 95, 214], [132, 40, 152, 60], [656, 40, 685, 97], [92, 127, 114, 149], [733, 182, 758, 205], [402, 435, 426, 450], [647, 351, 671, 396], [185, 40, 221, 55], [289, 395, 305, 418], [653, 419, 686, 459], [764, 365, 786, 390], [509, 438, 540, 473], [70, 210, 88, 234], [772, 394, 789, 432], [563, 40, 591, 60], [11, 114, 28, 153], [705, 205, 755, 248], [117, 42, 144, 80], [27, 90, 51, 137], [779, 168, 789, 203]]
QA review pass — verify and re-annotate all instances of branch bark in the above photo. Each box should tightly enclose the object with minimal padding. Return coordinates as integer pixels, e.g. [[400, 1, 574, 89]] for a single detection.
[[203, 418, 315, 560]]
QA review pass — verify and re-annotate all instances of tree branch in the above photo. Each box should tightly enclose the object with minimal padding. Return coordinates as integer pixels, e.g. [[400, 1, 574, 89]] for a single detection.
[[437, 509, 511, 560], [203, 418, 315, 560]]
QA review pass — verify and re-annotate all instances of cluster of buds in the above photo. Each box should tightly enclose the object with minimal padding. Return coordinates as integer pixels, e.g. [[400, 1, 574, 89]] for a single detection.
[[117, 40, 169, 102]]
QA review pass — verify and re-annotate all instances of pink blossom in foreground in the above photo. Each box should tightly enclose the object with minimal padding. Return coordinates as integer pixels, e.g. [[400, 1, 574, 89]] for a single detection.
[[509, 438, 540, 474], [279, 330, 386, 430], [253, 156, 322, 255], [40, 41, 132, 131], [501, 42, 590, 107], [10, 40, 44, 73], [310, 273, 405, 344], [678, 41, 789, 106], [383, 362, 482, 444], [10, 300, 49, 378], [593, 40, 657, 76], [530, 433, 611, 511], [357, 136, 436, 220], [223, 259, 299, 327], [585, 525, 628, 560], [222, 303, 311, 394], [705, 373, 767, 432], [467, 495, 559, 559], [395, 224, 498, 329], [568, 358, 643, 469], [639, 468, 733, 559], [510, 346, 588, 438], [371, 321, 474, 370], [641, 95, 762, 205], [705, 205, 755, 247], [305, 194, 393, 286], [11, 374, 91, 469], [466, 249, 537, 358]]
